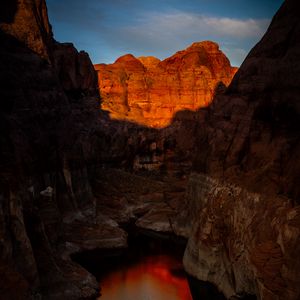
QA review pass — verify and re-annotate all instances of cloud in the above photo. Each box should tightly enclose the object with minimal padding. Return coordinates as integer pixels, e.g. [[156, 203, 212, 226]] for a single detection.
[[46, 1, 271, 66], [122, 11, 269, 40], [201, 16, 269, 37], [97, 11, 270, 65]]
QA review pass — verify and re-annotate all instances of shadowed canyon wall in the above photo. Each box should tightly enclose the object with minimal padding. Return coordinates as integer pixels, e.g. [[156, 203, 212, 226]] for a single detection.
[[95, 42, 237, 127], [177, 0, 300, 299], [0, 0, 102, 298]]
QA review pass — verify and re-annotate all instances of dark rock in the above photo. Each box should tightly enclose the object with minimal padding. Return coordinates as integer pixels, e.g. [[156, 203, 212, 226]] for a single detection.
[[0, 0, 53, 59], [53, 42, 98, 97], [182, 1, 300, 299], [0, 1, 103, 298]]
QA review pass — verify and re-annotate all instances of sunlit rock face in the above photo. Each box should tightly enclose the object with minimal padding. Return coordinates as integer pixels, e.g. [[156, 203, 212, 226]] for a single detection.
[[95, 41, 237, 128], [180, 0, 300, 299]]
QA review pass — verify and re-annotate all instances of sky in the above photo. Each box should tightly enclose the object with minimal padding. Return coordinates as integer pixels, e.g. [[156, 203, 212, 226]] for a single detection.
[[47, 0, 284, 67]]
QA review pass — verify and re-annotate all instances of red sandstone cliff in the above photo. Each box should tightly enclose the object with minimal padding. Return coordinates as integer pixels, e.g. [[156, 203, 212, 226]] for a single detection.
[[95, 41, 237, 127]]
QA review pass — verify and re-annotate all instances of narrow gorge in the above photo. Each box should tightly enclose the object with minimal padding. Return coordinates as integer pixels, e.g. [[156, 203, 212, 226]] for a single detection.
[[0, 0, 299, 300]]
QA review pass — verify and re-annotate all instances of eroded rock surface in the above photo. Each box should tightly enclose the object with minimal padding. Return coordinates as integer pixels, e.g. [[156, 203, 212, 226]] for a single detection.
[[95, 41, 237, 127], [181, 174, 300, 300], [180, 1, 300, 299], [0, 1, 103, 298], [93, 168, 187, 233]]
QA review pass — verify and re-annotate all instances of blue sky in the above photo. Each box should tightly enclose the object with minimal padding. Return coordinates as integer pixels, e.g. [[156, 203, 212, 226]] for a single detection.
[[47, 0, 284, 66]]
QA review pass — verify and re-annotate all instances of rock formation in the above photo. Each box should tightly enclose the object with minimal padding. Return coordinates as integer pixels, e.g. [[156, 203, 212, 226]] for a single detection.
[[178, 0, 300, 299], [0, 0, 53, 59], [95, 41, 237, 127], [0, 0, 104, 298], [0, 1, 188, 299]]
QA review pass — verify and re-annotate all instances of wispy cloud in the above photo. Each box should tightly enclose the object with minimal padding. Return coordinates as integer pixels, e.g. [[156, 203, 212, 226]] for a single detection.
[[99, 11, 270, 65], [202, 16, 269, 37], [128, 12, 269, 39], [47, 0, 271, 66]]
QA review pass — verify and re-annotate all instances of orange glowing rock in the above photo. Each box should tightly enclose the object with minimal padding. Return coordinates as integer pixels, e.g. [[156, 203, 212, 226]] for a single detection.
[[94, 41, 237, 128]]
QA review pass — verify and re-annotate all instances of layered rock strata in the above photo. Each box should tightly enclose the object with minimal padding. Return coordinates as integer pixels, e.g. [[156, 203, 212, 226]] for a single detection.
[[181, 174, 300, 300], [95, 41, 237, 127]]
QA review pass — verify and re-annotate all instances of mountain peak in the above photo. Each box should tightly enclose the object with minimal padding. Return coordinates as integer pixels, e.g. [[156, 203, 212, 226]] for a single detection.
[[187, 41, 220, 51], [138, 56, 161, 69], [115, 54, 138, 63], [95, 41, 237, 127]]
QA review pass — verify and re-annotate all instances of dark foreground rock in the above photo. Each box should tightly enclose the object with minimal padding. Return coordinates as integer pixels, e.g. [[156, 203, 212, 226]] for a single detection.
[[179, 1, 300, 299], [0, 0, 102, 298]]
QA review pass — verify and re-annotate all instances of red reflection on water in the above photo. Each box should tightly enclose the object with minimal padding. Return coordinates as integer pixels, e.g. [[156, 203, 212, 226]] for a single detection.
[[98, 255, 193, 300]]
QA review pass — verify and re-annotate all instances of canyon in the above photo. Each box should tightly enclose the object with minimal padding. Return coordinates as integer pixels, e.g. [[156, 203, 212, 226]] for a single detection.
[[0, 0, 300, 300]]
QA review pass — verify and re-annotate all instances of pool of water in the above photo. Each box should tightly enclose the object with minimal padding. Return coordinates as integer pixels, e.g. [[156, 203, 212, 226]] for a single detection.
[[72, 229, 226, 300], [98, 253, 192, 300]]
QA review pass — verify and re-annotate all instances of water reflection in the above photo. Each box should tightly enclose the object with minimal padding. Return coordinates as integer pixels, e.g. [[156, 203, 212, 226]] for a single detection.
[[98, 254, 193, 300]]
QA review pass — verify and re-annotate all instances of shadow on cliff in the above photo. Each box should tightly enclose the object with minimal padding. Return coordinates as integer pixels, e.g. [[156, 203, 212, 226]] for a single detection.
[[79, 79, 229, 189], [95, 64, 300, 203]]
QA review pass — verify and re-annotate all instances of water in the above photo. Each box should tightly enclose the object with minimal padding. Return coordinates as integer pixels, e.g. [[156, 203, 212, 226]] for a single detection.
[[72, 229, 193, 300], [72, 229, 228, 300], [98, 254, 192, 300]]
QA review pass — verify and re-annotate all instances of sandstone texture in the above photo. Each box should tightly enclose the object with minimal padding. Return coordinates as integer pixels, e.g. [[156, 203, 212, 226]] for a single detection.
[[95, 41, 237, 127], [179, 0, 300, 299], [181, 174, 300, 300]]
